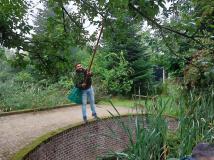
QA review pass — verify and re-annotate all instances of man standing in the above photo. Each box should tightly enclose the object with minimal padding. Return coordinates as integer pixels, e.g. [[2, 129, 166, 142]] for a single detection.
[[74, 63, 97, 122]]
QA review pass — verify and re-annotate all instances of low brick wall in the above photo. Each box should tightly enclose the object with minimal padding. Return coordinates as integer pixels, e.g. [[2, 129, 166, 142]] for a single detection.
[[23, 115, 178, 160]]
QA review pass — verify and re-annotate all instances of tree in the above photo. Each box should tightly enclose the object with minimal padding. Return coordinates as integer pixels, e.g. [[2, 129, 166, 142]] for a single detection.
[[103, 16, 153, 94], [0, 0, 31, 49], [156, 0, 214, 88], [93, 51, 133, 96], [28, 1, 90, 79]]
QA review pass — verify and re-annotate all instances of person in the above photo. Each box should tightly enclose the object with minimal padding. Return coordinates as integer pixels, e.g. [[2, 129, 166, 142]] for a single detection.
[[180, 143, 214, 160], [73, 63, 97, 122]]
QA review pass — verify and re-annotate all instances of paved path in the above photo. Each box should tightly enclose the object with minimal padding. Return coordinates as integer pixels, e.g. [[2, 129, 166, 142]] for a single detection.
[[0, 105, 137, 160]]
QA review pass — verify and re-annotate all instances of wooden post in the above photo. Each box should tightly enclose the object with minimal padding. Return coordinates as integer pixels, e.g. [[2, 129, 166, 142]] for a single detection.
[[138, 83, 141, 101]]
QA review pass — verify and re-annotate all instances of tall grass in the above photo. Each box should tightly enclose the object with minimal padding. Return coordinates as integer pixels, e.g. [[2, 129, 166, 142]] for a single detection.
[[177, 90, 214, 157], [104, 89, 214, 160], [0, 55, 73, 112], [0, 80, 71, 112]]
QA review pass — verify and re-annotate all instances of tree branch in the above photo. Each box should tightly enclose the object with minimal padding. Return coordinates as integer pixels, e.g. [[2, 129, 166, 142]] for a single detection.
[[61, 6, 67, 33], [78, 0, 116, 33], [160, 30, 185, 60], [61, 6, 82, 29], [19, 45, 53, 75], [128, 3, 201, 44]]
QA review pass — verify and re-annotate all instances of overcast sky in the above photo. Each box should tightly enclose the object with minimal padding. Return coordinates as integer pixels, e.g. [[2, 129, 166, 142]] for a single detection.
[[27, 0, 97, 36], [26, 0, 171, 38]]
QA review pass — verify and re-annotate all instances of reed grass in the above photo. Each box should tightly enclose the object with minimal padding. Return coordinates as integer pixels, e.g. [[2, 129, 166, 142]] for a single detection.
[[104, 89, 214, 160]]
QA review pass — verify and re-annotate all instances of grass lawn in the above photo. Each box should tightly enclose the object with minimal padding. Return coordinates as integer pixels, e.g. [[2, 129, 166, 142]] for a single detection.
[[98, 97, 136, 107], [98, 95, 180, 117]]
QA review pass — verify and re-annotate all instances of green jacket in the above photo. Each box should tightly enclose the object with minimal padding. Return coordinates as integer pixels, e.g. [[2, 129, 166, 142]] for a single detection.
[[73, 69, 92, 90]]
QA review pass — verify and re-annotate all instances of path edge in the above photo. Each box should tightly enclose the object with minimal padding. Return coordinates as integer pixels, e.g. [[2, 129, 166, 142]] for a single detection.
[[0, 104, 77, 117]]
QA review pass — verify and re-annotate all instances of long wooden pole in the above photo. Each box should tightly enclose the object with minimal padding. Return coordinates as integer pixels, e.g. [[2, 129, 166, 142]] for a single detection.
[[88, 20, 104, 72]]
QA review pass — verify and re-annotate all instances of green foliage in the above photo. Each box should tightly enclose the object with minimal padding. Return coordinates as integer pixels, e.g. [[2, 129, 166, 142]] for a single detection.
[[0, 79, 70, 112], [192, 0, 214, 36], [104, 18, 153, 94], [0, 52, 71, 111], [0, 0, 31, 48], [1, 0, 213, 85], [0, 0, 213, 109], [120, 116, 167, 160], [0, 47, 5, 58], [94, 52, 133, 96], [174, 90, 214, 157], [183, 50, 214, 90], [107, 89, 214, 159], [103, 52, 133, 95], [15, 71, 34, 83], [57, 76, 73, 89], [25, 0, 91, 78], [0, 49, 15, 82], [160, 0, 213, 81], [106, 103, 168, 160]]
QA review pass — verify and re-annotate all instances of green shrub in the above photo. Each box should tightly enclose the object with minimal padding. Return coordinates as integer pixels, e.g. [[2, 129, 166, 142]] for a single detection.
[[0, 79, 70, 111], [15, 71, 34, 83], [184, 50, 214, 90], [57, 76, 73, 89], [94, 52, 133, 96]]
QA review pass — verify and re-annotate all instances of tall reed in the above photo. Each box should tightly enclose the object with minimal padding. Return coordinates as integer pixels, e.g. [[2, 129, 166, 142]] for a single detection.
[[105, 89, 214, 160]]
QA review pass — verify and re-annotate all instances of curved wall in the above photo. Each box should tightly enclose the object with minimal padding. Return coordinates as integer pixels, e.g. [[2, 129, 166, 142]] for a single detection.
[[23, 115, 177, 160]]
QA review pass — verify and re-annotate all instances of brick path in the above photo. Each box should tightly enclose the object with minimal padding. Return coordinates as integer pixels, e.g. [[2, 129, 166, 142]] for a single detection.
[[0, 105, 136, 160]]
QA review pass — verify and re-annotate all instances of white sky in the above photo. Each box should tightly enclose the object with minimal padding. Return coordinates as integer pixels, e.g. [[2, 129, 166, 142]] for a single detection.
[[26, 0, 172, 38], [27, 0, 44, 26], [27, 0, 97, 36]]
